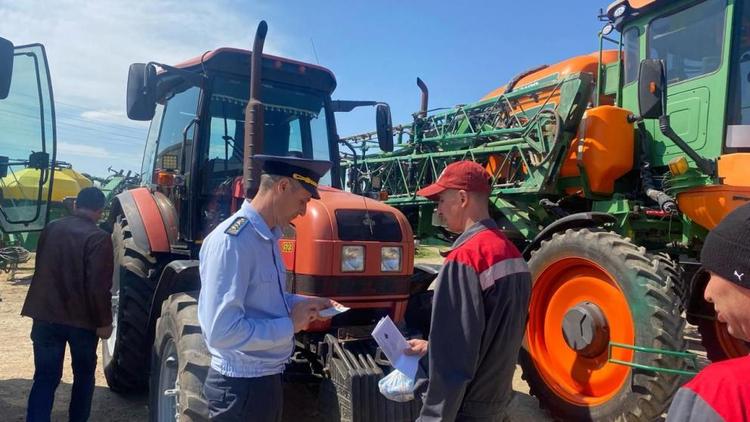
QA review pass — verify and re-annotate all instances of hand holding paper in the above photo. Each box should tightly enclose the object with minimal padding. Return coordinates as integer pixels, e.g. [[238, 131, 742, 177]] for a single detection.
[[371, 316, 420, 379], [318, 303, 350, 318]]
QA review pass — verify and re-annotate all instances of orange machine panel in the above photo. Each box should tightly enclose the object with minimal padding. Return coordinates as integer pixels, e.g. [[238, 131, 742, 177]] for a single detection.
[[480, 51, 620, 106], [290, 186, 414, 277], [285, 186, 415, 326], [560, 106, 635, 195], [677, 153, 750, 229]]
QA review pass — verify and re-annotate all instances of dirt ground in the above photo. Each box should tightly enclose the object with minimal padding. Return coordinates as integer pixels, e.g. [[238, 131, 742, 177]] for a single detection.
[[0, 256, 149, 421], [0, 253, 708, 421]]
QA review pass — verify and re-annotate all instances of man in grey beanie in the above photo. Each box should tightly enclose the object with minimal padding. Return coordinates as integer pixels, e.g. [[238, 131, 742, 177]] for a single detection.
[[666, 203, 750, 421]]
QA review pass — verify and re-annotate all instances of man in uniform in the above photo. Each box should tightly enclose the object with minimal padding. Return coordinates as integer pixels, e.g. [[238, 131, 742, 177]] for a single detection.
[[405, 160, 532, 421], [198, 155, 335, 422]]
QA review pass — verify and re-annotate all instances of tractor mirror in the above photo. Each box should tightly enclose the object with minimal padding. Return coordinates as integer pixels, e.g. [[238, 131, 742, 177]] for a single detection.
[[375, 103, 393, 152], [0, 37, 14, 100], [637, 59, 667, 119], [126, 63, 157, 121]]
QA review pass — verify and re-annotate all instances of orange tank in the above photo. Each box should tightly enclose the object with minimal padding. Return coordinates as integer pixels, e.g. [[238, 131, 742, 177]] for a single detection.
[[560, 105, 635, 195], [480, 50, 620, 111]]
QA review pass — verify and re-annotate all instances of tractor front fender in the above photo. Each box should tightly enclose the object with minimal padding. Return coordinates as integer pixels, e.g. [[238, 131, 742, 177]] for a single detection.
[[110, 187, 177, 255], [522, 212, 616, 260]]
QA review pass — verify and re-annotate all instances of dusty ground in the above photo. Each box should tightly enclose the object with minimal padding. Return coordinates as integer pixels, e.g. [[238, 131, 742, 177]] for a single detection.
[[0, 251, 708, 421], [0, 256, 149, 421]]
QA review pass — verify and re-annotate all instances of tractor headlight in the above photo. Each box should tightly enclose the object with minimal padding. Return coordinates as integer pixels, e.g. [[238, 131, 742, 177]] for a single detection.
[[381, 246, 402, 272], [613, 4, 627, 18], [341, 245, 365, 272]]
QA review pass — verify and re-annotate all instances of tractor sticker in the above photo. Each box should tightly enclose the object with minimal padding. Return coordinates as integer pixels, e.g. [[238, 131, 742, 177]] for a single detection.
[[280, 241, 294, 253]]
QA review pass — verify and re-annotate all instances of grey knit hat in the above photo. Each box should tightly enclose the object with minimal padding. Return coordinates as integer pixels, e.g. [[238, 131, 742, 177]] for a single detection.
[[700, 203, 750, 289]]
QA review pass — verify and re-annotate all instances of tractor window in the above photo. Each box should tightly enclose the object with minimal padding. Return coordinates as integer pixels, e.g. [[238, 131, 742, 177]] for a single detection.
[[154, 87, 199, 173], [725, 0, 750, 150], [203, 77, 332, 187], [139, 103, 163, 184], [623, 27, 640, 85], [0, 44, 55, 233], [198, 77, 333, 235], [647, 0, 726, 84]]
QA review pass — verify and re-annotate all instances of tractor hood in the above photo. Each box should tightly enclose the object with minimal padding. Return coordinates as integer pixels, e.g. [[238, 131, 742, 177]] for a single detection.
[[284, 186, 415, 278], [293, 186, 413, 242]]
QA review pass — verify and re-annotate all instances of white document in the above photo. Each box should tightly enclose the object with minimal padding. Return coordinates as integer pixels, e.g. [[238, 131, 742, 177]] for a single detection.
[[371, 315, 420, 380], [318, 304, 350, 318]]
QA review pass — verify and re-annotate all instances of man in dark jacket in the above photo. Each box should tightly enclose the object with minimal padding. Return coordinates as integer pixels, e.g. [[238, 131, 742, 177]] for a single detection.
[[667, 203, 750, 422], [406, 161, 531, 421], [21, 187, 114, 422]]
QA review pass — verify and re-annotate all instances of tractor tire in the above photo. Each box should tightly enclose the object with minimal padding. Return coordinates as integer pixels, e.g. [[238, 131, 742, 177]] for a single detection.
[[103, 215, 160, 393], [150, 292, 210, 422], [520, 229, 686, 421], [651, 252, 686, 311]]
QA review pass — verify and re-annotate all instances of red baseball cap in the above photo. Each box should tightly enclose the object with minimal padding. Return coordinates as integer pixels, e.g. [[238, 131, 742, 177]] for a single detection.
[[416, 160, 491, 201]]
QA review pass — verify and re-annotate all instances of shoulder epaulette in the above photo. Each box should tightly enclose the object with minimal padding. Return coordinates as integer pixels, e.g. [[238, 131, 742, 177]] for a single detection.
[[225, 217, 249, 236]]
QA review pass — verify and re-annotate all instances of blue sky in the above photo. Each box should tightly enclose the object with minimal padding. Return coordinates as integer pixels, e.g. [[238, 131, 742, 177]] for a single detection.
[[0, 0, 607, 177]]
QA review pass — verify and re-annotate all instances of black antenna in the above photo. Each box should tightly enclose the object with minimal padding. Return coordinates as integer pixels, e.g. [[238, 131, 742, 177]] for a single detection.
[[310, 38, 320, 65]]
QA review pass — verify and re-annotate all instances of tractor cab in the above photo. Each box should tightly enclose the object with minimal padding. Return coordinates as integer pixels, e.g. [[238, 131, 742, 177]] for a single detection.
[[0, 38, 56, 234], [610, 0, 750, 158], [128, 48, 393, 243]]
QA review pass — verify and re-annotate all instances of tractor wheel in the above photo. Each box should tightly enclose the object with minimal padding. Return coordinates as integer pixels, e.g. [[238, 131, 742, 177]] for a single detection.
[[103, 215, 160, 393], [150, 292, 210, 422], [520, 229, 686, 421]]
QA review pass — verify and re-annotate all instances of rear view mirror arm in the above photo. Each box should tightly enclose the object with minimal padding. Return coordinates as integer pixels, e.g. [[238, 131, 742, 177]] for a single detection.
[[658, 115, 716, 177]]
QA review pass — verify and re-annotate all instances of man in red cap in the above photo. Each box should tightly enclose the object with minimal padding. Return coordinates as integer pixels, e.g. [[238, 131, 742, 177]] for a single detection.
[[405, 160, 531, 421]]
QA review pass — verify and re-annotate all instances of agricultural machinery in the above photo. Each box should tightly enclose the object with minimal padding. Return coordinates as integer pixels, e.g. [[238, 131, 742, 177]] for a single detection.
[[104, 21, 428, 421], [341, 0, 750, 420]]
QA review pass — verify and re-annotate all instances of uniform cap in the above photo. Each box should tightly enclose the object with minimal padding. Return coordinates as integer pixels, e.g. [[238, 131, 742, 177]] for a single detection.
[[253, 154, 332, 199]]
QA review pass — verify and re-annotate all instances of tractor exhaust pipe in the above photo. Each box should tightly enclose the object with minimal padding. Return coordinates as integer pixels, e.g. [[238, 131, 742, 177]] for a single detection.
[[244, 20, 268, 198], [417, 77, 429, 117]]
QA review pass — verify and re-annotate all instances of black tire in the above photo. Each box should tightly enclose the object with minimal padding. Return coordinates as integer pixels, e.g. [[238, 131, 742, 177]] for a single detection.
[[651, 252, 686, 311], [149, 292, 210, 422], [520, 229, 686, 421], [103, 215, 160, 393]]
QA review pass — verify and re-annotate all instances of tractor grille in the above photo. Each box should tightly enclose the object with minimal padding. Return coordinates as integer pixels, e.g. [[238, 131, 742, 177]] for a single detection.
[[335, 210, 402, 242]]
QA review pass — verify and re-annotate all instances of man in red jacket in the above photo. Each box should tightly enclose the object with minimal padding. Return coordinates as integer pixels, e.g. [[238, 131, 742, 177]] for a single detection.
[[405, 161, 531, 421], [21, 187, 114, 422], [667, 203, 750, 421]]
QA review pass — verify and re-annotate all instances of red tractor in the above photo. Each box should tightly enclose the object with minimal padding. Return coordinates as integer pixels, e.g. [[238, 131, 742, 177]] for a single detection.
[[102, 22, 431, 421]]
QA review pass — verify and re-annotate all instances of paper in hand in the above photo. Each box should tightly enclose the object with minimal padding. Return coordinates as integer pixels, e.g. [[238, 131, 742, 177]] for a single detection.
[[318, 304, 350, 318], [371, 315, 420, 379]]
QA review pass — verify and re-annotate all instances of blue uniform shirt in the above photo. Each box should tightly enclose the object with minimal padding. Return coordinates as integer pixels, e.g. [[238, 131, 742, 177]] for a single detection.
[[198, 200, 305, 378]]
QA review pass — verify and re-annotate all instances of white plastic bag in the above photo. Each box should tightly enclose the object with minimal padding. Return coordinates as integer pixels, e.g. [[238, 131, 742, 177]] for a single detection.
[[378, 369, 415, 402]]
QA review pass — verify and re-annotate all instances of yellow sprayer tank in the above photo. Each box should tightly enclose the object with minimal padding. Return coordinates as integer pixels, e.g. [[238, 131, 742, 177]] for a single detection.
[[0, 167, 92, 202]]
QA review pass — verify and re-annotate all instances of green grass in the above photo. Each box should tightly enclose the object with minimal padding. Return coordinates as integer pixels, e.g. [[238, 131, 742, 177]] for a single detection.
[[415, 246, 441, 259]]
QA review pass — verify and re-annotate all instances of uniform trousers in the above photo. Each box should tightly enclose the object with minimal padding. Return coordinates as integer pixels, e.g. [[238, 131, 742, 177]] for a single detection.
[[203, 367, 283, 422]]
